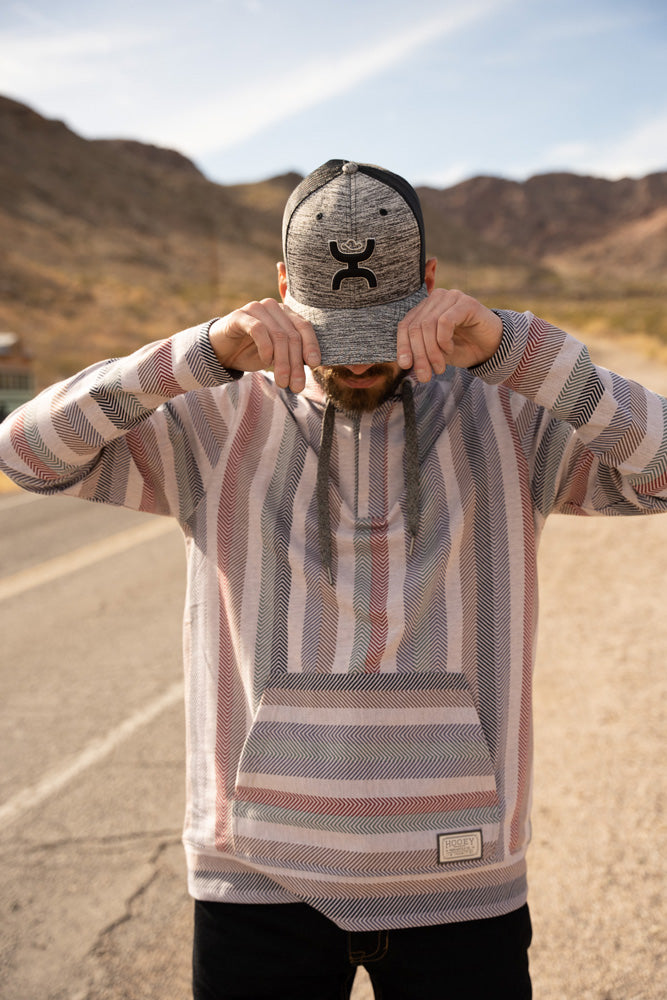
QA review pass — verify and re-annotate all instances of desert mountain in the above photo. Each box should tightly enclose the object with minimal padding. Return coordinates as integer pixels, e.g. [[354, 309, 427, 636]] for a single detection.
[[1, 95, 665, 386], [420, 171, 667, 258]]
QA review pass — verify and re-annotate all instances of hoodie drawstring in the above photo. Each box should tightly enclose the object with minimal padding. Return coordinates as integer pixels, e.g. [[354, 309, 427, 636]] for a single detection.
[[317, 400, 336, 585], [401, 379, 420, 557]]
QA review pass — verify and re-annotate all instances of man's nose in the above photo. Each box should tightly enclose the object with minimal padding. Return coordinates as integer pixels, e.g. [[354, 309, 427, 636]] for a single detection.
[[345, 364, 373, 375]]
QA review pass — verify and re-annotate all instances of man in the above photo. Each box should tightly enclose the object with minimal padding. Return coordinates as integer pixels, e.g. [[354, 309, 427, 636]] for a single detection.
[[2, 159, 666, 1000]]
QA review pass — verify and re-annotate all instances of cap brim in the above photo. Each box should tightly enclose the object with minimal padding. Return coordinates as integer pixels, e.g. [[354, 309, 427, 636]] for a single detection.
[[285, 284, 429, 365]]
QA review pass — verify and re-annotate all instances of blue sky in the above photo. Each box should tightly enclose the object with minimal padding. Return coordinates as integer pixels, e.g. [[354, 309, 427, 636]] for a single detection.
[[1, 0, 665, 188]]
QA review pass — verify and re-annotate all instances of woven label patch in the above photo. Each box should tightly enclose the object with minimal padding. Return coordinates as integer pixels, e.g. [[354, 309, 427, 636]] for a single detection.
[[438, 830, 483, 863]]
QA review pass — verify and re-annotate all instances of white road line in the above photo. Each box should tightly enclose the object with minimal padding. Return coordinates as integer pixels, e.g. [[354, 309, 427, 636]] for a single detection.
[[0, 517, 178, 602], [0, 681, 184, 829]]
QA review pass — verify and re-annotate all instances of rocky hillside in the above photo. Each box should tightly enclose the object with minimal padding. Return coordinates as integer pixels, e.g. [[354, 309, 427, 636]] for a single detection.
[[1, 95, 665, 386], [421, 171, 667, 256]]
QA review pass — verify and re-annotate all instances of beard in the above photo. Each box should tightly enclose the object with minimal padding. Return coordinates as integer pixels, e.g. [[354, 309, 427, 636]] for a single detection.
[[311, 364, 407, 414]]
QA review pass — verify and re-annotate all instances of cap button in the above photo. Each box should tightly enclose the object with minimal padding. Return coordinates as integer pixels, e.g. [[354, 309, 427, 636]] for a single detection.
[[342, 162, 359, 174]]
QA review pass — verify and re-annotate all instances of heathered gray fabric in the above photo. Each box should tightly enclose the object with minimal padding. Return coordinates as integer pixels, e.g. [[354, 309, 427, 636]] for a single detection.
[[316, 399, 336, 585], [283, 162, 426, 364], [401, 379, 420, 553], [285, 285, 428, 364]]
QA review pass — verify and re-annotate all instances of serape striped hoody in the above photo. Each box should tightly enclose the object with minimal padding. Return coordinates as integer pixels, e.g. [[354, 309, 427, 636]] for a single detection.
[[2, 309, 667, 931]]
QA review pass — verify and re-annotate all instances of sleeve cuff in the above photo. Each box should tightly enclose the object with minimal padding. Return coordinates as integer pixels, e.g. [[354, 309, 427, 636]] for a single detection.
[[198, 320, 245, 382], [171, 320, 246, 389], [468, 310, 533, 385]]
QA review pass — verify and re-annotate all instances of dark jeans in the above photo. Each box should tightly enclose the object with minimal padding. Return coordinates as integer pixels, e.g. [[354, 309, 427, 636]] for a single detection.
[[192, 899, 532, 999]]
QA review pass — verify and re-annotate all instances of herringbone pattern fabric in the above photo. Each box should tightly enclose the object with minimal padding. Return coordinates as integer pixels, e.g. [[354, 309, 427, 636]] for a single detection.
[[2, 312, 667, 930]]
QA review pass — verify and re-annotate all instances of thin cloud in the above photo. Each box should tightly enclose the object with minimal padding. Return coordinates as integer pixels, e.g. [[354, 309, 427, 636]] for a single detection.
[[538, 110, 667, 179], [414, 163, 475, 189], [0, 26, 157, 92], [607, 111, 667, 176], [150, 0, 513, 156], [528, 8, 661, 45], [415, 108, 667, 189], [6, 2, 62, 31]]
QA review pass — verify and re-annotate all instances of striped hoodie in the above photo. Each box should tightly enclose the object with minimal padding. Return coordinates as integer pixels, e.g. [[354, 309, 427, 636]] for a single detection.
[[2, 309, 667, 931]]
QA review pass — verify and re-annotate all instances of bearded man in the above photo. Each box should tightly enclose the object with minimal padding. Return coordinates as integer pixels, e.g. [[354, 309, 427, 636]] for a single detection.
[[3, 160, 667, 1000]]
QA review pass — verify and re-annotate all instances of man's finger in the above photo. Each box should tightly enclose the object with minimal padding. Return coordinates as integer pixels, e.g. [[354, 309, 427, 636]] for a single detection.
[[417, 311, 449, 374], [397, 291, 450, 370], [282, 305, 321, 369], [255, 299, 313, 392], [398, 296, 452, 379], [404, 318, 434, 383], [242, 310, 278, 368]]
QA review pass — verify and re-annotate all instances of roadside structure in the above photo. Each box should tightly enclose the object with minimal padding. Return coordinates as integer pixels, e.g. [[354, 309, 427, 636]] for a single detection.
[[0, 333, 35, 420]]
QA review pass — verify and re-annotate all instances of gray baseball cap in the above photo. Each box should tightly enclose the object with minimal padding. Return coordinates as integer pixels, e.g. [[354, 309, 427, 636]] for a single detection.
[[282, 159, 428, 365]]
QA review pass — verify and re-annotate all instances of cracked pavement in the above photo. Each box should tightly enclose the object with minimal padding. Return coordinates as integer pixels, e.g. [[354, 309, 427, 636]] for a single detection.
[[0, 502, 194, 1000], [2, 331, 666, 999], [0, 699, 190, 1000]]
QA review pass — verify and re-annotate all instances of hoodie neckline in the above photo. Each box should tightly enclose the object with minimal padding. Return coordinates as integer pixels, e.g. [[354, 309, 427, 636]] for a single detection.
[[299, 367, 439, 415]]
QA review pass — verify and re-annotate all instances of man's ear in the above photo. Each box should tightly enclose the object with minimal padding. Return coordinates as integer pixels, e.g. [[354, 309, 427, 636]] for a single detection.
[[277, 262, 288, 301], [425, 257, 437, 293]]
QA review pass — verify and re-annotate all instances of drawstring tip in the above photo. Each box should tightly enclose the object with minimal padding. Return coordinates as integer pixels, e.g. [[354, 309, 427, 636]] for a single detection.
[[409, 534, 416, 557], [326, 566, 333, 586]]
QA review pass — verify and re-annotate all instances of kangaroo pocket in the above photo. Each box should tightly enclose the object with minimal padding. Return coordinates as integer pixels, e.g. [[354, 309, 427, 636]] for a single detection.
[[231, 671, 501, 881]]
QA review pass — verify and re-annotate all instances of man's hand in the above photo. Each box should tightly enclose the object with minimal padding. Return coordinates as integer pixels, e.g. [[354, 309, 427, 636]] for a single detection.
[[396, 289, 503, 381], [209, 299, 321, 393]]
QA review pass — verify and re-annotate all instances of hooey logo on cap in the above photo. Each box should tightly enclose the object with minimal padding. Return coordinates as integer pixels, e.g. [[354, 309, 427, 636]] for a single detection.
[[329, 237, 377, 290]]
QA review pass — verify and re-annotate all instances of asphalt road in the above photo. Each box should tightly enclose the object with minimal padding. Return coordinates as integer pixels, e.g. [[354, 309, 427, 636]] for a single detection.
[[1, 330, 665, 1000], [0, 494, 193, 1000]]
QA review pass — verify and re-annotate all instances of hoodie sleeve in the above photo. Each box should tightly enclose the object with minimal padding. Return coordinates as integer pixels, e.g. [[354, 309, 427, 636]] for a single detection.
[[0, 321, 242, 522], [472, 310, 667, 517]]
